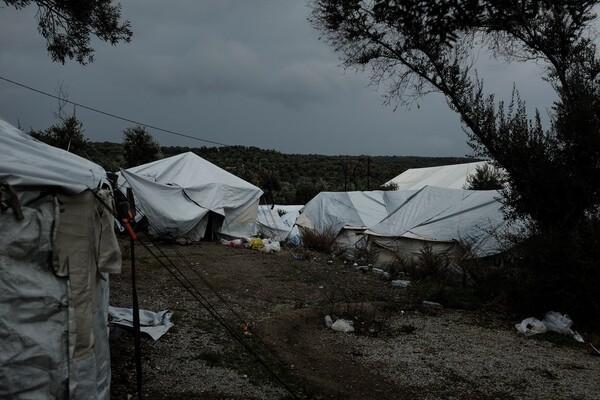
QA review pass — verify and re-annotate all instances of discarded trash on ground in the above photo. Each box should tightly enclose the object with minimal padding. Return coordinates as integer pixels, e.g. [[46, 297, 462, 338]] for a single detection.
[[109, 306, 174, 341], [220, 237, 281, 252], [391, 279, 410, 288], [422, 300, 443, 309], [515, 311, 584, 343], [371, 267, 390, 278], [324, 314, 354, 333]]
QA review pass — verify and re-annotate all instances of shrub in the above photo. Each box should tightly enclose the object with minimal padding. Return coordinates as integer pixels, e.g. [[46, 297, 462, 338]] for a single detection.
[[300, 227, 338, 254]]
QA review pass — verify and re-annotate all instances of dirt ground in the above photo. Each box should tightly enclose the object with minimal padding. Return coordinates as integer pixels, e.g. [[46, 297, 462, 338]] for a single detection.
[[108, 236, 600, 400]]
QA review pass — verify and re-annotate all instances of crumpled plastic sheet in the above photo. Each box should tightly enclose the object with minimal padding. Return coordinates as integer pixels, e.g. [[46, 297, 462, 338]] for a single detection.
[[515, 311, 584, 342], [109, 307, 174, 341]]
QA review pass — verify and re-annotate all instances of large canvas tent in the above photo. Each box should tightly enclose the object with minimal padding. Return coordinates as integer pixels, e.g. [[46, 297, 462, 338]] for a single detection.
[[366, 186, 513, 264], [385, 161, 490, 190], [295, 190, 416, 253], [296, 186, 513, 265], [118, 152, 263, 241], [0, 118, 121, 399]]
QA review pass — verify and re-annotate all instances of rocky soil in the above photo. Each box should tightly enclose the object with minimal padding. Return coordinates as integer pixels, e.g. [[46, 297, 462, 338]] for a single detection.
[[109, 238, 600, 399]]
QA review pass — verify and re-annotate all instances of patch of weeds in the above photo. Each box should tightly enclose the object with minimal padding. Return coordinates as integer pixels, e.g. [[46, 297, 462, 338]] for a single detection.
[[398, 324, 417, 334], [170, 309, 185, 325], [529, 332, 585, 349], [438, 287, 482, 310], [300, 227, 337, 254], [191, 351, 223, 367]]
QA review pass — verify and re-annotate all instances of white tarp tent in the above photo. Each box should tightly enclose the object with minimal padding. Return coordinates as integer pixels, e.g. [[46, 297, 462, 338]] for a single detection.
[[0, 118, 121, 399], [295, 190, 416, 252], [385, 161, 490, 190], [256, 204, 303, 243], [366, 186, 512, 263], [118, 152, 263, 241]]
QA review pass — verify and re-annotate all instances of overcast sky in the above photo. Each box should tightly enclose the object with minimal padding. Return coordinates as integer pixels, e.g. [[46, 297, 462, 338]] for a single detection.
[[0, 1, 557, 157]]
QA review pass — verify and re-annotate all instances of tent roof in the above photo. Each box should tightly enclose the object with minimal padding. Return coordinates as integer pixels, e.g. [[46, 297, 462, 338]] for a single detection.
[[385, 161, 490, 190], [120, 152, 263, 215], [119, 152, 263, 239], [295, 190, 416, 235], [366, 186, 510, 257], [0, 118, 106, 193]]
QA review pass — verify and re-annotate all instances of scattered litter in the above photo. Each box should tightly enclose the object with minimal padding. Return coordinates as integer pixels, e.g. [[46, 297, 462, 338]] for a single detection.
[[109, 306, 174, 341], [356, 265, 369, 273], [220, 237, 281, 252], [515, 311, 584, 342], [515, 317, 547, 336], [331, 319, 355, 333], [249, 237, 264, 248], [288, 234, 301, 246], [371, 268, 390, 278], [324, 315, 333, 328], [175, 237, 192, 245], [422, 301, 443, 309], [221, 238, 245, 248], [391, 279, 410, 288]]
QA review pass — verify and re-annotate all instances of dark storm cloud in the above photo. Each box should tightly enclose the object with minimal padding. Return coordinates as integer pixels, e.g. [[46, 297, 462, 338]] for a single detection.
[[0, 1, 556, 157]]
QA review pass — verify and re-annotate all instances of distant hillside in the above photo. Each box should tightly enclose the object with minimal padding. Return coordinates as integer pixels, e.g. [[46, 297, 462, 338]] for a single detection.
[[87, 142, 476, 204]]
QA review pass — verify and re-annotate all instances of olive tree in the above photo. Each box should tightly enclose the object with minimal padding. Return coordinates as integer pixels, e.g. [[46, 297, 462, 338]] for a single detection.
[[3, 0, 132, 64], [122, 125, 162, 168], [310, 0, 600, 322]]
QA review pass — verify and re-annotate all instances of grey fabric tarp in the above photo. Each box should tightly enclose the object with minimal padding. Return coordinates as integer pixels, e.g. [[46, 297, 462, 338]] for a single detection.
[[0, 117, 121, 399]]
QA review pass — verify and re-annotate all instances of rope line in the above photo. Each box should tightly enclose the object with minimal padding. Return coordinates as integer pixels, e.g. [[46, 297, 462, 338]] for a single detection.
[[0, 75, 229, 146], [93, 190, 300, 399]]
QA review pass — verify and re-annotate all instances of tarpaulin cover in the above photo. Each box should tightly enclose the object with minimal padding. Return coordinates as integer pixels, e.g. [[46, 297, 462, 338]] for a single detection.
[[366, 187, 512, 257], [109, 307, 174, 341], [295, 190, 415, 235], [384, 161, 490, 190], [257, 204, 303, 242], [118, 152, 263, 240], [0, 118, 107, 193], [0, 118, 121, 399]]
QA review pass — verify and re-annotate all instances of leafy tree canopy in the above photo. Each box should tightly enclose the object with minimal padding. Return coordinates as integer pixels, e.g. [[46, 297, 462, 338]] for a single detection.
[[310, 0, 600, 323], [122, 125, 162, 168], [3, 0, 132, 64], [464, 162, 505, 190], [29, 115, 88, 156]]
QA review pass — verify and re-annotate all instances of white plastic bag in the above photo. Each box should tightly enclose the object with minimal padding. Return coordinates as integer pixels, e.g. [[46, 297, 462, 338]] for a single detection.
[[515, 317, 548, 336], [391, 279, 410, 287], [331, 319, 354, 333], [542, 311, 573, 335]]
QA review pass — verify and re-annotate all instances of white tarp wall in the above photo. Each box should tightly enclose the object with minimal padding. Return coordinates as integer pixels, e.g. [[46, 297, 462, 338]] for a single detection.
[[385, 161, 491, 190], [366, 186, 512, 264], [0, 118, 121, 399], [118, 152, 263, 240], [256, 204, 303, 242]]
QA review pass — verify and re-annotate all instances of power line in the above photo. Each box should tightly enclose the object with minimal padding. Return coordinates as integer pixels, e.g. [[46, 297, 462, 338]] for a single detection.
[[0, 75, 229, 147]]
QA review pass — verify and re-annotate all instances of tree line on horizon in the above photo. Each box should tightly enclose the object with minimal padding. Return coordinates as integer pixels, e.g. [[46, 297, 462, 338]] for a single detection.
[[28, 118, 475, 205]]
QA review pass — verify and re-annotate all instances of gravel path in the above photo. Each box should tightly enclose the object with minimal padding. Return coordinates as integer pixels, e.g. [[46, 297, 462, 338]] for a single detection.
[[109, 239, 600, 399]]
